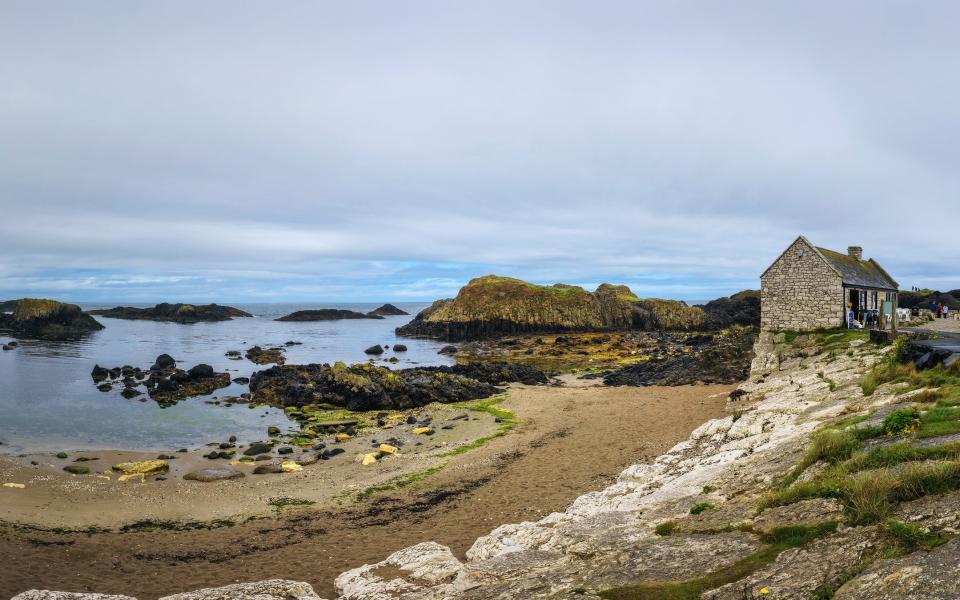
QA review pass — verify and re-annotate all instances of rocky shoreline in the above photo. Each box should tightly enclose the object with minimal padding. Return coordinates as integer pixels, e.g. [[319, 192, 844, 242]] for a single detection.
[[24, 329, 960, 598]]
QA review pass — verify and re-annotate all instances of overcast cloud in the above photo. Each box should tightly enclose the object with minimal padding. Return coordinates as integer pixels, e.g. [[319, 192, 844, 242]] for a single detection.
[[1, 1, 958, 303]]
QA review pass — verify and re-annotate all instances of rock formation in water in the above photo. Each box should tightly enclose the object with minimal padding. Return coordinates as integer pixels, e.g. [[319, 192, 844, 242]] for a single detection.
[[89, 303, 252, 323], [396, 275, 707, 341], [0, 298, 104, 339], [92, 354, 231, 407], [366, 303, 410, 317], [249, 361, 546, 411], [245, 345, 286, 365], [275, 309, 383, 321]]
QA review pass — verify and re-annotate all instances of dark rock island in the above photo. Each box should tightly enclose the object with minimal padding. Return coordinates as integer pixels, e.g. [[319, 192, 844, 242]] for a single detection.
[[367, 303, 409, 317], [276, 304, 409, 321], [89, 303, 253, 323], [276, 309, 383, 321], [0, 298, 104, 340]]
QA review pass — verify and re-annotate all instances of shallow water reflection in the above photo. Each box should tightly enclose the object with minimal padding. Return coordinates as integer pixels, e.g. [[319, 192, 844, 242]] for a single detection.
[[0, 303, 450, 453]]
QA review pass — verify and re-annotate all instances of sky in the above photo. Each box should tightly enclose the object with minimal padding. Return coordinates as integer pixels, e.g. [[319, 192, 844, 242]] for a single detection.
[[2, 1, 959, 304]]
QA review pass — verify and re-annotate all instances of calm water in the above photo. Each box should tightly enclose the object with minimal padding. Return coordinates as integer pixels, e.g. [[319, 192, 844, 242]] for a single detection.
[[0, 303, 452, 454]]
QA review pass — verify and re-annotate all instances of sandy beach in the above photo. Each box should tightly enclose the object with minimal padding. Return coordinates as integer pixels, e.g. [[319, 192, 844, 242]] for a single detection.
[[0, 378, 732, 599]]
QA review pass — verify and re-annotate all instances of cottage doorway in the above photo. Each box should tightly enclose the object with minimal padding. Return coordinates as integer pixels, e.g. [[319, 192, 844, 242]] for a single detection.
[[848, 288, 860, 323]]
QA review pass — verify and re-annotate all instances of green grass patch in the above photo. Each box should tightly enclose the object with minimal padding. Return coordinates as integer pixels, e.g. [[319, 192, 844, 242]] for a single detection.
[[267, 497, 315, 512], [599, 523, 837, 600], [654, 521, 676, 536], [442, 393, 517, 457], [885, 519, 952, 551], [689, 502, 715, 515], [356, 463, 448, 501]]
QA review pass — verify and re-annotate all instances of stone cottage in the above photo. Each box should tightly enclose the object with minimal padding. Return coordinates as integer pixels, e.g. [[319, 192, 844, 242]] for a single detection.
[[760, 236, 899, 332]]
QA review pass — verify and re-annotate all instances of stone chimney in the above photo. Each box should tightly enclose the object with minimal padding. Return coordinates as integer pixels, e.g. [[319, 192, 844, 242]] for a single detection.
[[848, 246, 863, 261]]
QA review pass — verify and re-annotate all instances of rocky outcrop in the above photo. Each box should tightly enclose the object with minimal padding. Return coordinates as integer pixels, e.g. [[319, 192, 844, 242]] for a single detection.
[[248, 361, 510, 411], [92, 355, 231, 407], [320, 331, 945, 599], [0, 298, 104, 340], [89, 303, 252, 323], [13, 580, 326, 600], [34, 330, 960, 599], [602, 326, 757, 386], [245, 345, 286, 365], [396, 275, 706, 341], [276, 309, 382, 322], [698, 290, 761, 329], [367, 303, 409, 317]]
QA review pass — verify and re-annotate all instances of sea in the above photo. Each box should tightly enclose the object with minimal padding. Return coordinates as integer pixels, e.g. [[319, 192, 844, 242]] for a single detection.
[[0, 303, 453, 454]]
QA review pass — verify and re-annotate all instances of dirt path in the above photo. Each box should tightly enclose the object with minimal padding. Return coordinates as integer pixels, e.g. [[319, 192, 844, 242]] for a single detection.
[[0, 380, 732, 599]]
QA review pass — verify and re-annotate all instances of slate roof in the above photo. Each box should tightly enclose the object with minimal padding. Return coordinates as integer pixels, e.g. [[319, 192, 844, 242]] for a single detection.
[[815, 246, 899, 291]]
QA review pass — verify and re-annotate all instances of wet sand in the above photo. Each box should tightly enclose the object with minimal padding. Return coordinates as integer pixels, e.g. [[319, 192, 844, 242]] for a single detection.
[[0, 379, 733, 599]]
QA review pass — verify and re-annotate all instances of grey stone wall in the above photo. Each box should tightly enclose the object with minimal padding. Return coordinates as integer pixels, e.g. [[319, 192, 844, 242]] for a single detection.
[[761, 237, 844, 331]]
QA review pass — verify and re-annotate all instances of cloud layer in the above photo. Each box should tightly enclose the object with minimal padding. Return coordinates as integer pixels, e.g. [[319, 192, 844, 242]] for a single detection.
[[2, 1, 958, 302]]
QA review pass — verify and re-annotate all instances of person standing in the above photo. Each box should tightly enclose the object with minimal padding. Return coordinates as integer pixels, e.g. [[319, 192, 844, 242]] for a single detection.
[[937, 302, 944, 319]]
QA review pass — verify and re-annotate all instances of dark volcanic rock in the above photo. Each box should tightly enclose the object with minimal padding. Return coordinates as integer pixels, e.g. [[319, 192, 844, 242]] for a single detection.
[[438, 345, 458, 355], [603, 326, 757, 386], [392, 344, 408, 352], [249, 361, 504, 411], [0, 298, 104, 340], [364, 344, 385, 355], [367, 304, 409, 317], [121, 387, 143, 399], [413, 362, 548, 386], [91, 365, 110, 382], [232, 376, 250, 385], [276, 309, 383, 322], [245, 345, 286, 365], [243, 442, 271, 456], [152, 354, 176, 370], [89, 303, 252, 323], [187, 364, 215, 379], [147, 369, 231, 407], [698, 290, 761, 330]]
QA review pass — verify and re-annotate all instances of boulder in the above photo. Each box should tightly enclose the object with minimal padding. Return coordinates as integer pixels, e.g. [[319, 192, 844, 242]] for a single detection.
[[157, 579, 323, 600], [364, 344, 385, 355], [153, 354, 176, 370], [183, 468, 244, 482], [392, 344, 408, 352], [187, 364, 215, 379], [253, 463, 284, 475], [243, 442, 271, 456], [112, 460, 168, 475]]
